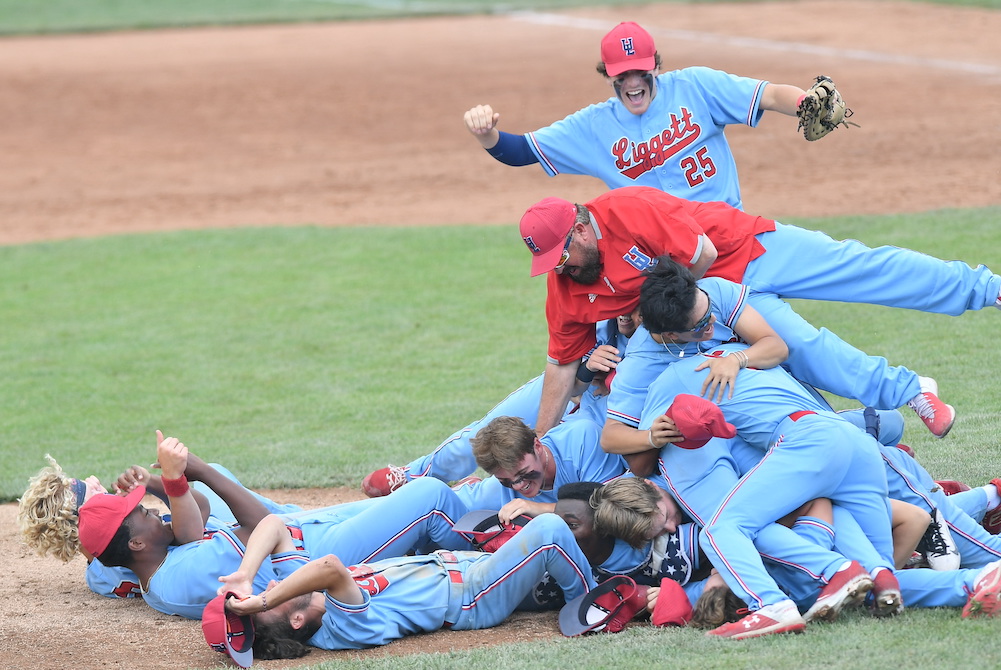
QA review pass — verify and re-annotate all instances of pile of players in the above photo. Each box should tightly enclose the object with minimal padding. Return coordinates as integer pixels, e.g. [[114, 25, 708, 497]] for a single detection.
[[18, 20, 1001, 668]]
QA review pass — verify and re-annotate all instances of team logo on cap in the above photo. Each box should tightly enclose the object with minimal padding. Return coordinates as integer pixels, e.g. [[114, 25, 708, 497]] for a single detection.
[[523, 235, 542, 254], [619, 37, 635, 56]]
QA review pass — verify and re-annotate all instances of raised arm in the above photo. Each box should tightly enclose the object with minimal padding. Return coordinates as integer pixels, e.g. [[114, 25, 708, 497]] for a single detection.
[[182, 449, 271, 544]]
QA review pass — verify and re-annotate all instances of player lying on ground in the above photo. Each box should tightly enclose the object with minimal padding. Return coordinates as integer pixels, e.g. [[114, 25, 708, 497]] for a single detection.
[[204, 513, 601, 664], [519, 186, 990, 439], [447, 414, 628, 523], [70, 431, 481, 619], [17, 453, 302, 600], [464, 21, 837, 211]]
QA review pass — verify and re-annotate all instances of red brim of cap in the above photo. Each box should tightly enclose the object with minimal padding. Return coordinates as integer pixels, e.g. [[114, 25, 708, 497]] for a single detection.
[[605, 56, 656, 78], [530, 245, 566, 277], [558, 576, 635, 636]]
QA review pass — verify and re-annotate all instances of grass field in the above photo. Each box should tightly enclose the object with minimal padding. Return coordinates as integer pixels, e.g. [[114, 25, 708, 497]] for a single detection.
[[3, 1, 1001, 669]]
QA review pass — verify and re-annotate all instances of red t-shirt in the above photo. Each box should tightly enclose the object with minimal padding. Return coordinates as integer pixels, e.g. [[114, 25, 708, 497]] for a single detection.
[[545, 187, 775, 364]]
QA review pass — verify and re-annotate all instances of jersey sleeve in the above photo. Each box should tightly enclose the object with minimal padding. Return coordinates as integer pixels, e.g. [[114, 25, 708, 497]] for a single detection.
[[526, 101, 616, 177], [679, 67, 768, 128]]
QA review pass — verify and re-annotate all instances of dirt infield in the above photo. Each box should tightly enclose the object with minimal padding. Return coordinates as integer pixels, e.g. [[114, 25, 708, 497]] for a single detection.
[[2, 2, 1000, 668]]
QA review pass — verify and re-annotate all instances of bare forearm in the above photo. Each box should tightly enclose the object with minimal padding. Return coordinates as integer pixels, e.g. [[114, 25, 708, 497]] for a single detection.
[[760, 83, 807, 115], [535, 361, 577, 437], [601, 420, 658, 455]]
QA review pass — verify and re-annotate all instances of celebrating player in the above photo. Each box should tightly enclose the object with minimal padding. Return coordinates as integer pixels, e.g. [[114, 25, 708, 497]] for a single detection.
[[519, 186, 1000, 438], [203, 513, 598, 661], [463, 21, 826, 210]]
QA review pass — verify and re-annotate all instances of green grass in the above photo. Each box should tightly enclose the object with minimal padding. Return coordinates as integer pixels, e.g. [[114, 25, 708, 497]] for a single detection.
[[4, 208, 1001, 670], [0, 0, 996, 36], [0, 225, 547, 497], [6, 208, 999, 501]]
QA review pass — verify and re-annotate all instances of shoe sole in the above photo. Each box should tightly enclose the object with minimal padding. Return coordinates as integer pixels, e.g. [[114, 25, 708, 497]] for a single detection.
[[710, 621, 806, 640], [871, 590, 903, 617], [804, 575, 874, 623]]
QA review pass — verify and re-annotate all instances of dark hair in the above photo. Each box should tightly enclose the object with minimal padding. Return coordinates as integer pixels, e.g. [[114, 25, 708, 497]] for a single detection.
[[638, 256, 699, 334], [557, 481, 603, 501], [96, 519, 135, 568], [252, 614, 320, 660], [689, 583, 746, 629], [595, 52, 663, 77]]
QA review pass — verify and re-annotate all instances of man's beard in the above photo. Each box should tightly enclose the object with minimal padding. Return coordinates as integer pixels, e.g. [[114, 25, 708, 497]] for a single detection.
[[564, 247, 603, 285]]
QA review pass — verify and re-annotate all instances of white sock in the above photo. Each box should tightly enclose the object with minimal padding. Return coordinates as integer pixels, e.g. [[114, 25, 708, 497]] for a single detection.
[[983, 484, 1001, 511]]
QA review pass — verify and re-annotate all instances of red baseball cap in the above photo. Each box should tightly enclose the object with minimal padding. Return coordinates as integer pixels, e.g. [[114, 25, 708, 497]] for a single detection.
[[203, 591, 256, 668], [600, 22, 657, 78], [77, 486, 147, 558], [665, 394, 737, 450], [520, 197, 576, 277]]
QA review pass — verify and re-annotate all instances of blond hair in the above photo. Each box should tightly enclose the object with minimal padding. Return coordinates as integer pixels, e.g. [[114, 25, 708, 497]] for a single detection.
[[17, 455, 82, 562], [591, 477, 660, 548]]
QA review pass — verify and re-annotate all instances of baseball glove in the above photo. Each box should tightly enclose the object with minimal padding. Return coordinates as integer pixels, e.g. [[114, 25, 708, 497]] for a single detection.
[[796, 75, 858, 141]]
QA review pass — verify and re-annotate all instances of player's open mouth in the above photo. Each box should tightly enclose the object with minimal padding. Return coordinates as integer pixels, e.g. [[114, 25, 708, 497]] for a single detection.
[[625, 89, 645, 104]]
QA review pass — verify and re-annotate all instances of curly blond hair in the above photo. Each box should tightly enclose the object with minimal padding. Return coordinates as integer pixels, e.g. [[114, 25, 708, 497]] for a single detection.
[[17, 455, 82, 562]]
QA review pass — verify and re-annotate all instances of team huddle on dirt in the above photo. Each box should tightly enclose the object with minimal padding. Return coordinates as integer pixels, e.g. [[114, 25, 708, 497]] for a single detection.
[[18, 20, 1001, 667]]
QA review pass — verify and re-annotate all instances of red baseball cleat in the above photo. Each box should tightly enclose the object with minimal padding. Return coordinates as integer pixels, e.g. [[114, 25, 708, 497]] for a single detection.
[[935, 479, 971, 496], [803, 561, 873, 623], [361, 465, 408, 498], [707, 599, 805, 640], [982, 480, 1001, 535], [869, 569, 904, 617], [907, 377, 956, 438], [895, 443, 916, 459], [963, 560, 1001, 618]]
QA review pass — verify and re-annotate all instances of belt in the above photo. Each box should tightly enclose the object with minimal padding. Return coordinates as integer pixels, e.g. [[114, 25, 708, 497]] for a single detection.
[[438, 551, 463, 628], [285, 525, 305, 550], [789, 410, 817, 422]]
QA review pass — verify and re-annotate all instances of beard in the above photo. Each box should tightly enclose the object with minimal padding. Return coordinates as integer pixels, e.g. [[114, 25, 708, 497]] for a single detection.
[[564, 246, 603, 285]]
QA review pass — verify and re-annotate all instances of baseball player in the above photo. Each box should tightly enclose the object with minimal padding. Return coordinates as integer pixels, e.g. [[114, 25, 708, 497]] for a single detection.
[[205, 513, 597, 661], [74, 432, 481, 619], [603, 260, 955, 478], [464, 21, 818, 210], [17, 454, 305, 601], [361, 315, 636, 497], [450, 415, 628, 523], [520, 186, 998, 439], [639, 343, 896, 638]]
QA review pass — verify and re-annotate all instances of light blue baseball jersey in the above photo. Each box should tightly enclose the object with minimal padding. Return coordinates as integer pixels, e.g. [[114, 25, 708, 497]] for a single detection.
[[527, 67, 766, 209], [607, 276, 744, 428], [309, 514, 594, 649], [452, 419, 628, 510], [142, 526, 307, 619]]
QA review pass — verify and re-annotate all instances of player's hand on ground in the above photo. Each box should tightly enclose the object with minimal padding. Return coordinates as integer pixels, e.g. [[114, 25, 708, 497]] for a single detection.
[[217, 571, 253, 598], [650, 414, 683, 448], [152, 429, 188, 480], [586, 345, 621, 374], [694, 356, 740, 402], [463, 105, 500, 139], [113, 465, 150, 494]]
